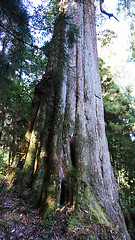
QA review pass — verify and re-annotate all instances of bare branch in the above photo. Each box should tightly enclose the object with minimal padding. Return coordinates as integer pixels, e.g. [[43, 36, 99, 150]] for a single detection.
[[100, 0, 119, 22], [0, 21, 35, 48]]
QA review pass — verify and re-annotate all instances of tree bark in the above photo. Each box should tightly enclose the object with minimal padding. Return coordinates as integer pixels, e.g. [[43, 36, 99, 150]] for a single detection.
[[14, 0, 130, 239]]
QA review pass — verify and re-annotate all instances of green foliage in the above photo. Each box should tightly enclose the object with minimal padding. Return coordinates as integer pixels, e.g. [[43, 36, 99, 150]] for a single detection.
[[67, 23, 80, 48], [0, 0, 33, 86], [97, 30, 117, 47], [117, 0, 135, 62], [40, 211, 59, 239], [31, 0, 59, 37], [130, 23, 135, 61], [32, 0, 79, 75], [40, 12, 80, 80], [0, 0, 29, 27], [68, 215, 80, 229], [99, 57, 135, 221], [0, 0, 49, 165], [0, 154, 7, 176], [117, 0, 135, 14], [0, 78, 32, 164]]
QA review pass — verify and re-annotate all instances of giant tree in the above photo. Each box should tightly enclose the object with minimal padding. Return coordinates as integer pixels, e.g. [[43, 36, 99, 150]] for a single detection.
[[13, 0, 130, 239]]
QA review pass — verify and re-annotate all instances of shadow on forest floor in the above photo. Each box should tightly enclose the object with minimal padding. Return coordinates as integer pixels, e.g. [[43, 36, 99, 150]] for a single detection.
[[0, 178, 44, 239], [0, 175, 134, 240]]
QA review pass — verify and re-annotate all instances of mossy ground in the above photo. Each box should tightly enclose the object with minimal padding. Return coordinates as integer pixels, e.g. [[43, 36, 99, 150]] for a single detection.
[[0, 175, 120, 240], [0, 166, 133, 240]]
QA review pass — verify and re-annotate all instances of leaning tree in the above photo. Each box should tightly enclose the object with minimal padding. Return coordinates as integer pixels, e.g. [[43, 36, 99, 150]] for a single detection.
[[13, 0, 130, 239]]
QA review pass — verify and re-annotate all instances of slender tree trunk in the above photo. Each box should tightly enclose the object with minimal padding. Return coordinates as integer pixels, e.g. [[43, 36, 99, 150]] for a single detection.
[[13, 0, 130, 239]]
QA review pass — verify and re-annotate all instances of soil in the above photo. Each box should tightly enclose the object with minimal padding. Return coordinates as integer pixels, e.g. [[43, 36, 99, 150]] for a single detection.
[[0, 177, 133, 240]]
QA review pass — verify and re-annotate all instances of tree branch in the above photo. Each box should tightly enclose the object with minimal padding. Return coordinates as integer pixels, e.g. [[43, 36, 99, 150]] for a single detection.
[[100, 0, 119, 22], [0, 21, 35, 48]]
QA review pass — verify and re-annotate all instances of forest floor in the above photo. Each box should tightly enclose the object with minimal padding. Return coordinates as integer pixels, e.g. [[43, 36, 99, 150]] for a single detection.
[[0, 175, 133, 240]]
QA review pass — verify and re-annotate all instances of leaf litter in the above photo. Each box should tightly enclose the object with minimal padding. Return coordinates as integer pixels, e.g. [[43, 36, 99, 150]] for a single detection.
[[0, 178, 120, 240]]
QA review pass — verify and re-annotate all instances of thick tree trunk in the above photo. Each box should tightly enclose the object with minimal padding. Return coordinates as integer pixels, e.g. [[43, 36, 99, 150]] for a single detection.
[[13, 0, 130, 239]]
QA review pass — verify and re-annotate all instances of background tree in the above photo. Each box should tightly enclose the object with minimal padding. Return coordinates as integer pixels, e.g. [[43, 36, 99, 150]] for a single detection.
[[99, 58, 135, 232], [0, 79, 32, 165], [0, 0, 31, 85], [130, 21, 135, 61], [0, 0, 48, 165], [0, 0, 32, 164], [97, 2, 135, 232]]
